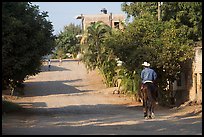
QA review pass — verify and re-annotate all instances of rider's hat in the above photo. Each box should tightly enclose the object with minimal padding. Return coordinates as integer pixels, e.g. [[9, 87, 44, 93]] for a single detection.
[[142, 61, 150, 67]]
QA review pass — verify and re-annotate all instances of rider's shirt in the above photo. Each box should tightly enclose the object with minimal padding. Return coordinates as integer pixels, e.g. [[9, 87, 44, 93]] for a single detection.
[[141, 67, 157, 84]]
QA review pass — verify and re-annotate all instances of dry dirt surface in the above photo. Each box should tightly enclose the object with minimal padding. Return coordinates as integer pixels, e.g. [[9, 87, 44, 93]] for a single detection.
[[2, 59, 202, 135]]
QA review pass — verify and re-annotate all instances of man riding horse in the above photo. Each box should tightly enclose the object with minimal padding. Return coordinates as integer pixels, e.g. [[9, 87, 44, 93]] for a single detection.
[[140, 61, 158, 119], [141, 61, 157, 90]]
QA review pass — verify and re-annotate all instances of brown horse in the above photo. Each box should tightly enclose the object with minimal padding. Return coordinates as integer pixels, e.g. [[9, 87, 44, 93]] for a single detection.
[[140, 82, 158, 119]]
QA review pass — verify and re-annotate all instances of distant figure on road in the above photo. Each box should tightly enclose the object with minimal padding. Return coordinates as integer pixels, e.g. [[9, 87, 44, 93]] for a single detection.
[[76, 52, 83, 65], [59, 57, 62, 66], [48, 59, 51, 71]]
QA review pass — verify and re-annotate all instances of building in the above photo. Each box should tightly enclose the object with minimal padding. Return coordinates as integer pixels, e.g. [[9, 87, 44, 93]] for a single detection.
[[173, 41, 202, 106], [76, 8, 126, 31], [188, 43, 202, 103]]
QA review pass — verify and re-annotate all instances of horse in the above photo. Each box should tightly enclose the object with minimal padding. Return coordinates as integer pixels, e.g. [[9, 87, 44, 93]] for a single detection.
[[140, 82, 158, 119]]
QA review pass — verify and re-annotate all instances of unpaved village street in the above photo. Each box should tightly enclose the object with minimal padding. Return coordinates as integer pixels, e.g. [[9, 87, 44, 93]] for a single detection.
[[2, 59, 202, 135]]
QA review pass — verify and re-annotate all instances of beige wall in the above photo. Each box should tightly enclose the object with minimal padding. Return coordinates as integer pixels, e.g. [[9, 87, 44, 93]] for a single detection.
[[82, 13, 125, 30], [173, 46, 202, 106], [189, 47, 202, 103]]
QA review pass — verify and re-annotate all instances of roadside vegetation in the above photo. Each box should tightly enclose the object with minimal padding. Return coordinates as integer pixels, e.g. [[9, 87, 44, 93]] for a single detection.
[[2, 2, 202, 107], [2, 100, 23, 114], [2, 2, 55, 96], [79, 2, 202, 106], [53, 23, 82, 59]]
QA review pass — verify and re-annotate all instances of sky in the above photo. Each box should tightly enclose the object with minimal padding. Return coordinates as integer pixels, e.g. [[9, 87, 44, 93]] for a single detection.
[[32, 2, 127, 35]]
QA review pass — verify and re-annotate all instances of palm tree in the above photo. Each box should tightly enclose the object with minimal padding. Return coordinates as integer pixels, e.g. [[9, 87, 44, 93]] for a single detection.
[[80, 21, 112, 69]]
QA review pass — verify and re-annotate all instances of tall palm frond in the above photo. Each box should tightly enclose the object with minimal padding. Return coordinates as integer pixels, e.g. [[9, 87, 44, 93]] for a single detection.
[[80, 21, 111, 45]]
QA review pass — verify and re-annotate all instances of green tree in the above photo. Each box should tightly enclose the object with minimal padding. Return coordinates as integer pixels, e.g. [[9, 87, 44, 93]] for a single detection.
[[2, 2, 55, 94], [81, 21, 117, 86], [105, 12, 161, 94], [55, 23, 81, 58], [81, 21, 112, 70], [122, 2, 158, 20], [122, 2, 202, 41], [109, 4, 195, 105]]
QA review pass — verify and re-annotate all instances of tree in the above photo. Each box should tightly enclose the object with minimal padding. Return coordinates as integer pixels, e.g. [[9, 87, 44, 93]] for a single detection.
[[122, 2, 158, 20], [80, 21, 118, 86], [161, 2, 202, 42], [122, 2, 202, 41], [2, 2, 55, 94], [81, 21, 112, 70], [55, 23, 81, 58], [110, 3, 196, 105]]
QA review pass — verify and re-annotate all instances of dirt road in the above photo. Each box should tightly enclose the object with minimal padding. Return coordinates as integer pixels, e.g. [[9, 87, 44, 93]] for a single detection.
[[2, 59, 202, 135]]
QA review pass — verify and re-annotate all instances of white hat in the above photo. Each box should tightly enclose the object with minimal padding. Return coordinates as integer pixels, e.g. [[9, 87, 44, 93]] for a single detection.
[[142, 61, 150, 67]]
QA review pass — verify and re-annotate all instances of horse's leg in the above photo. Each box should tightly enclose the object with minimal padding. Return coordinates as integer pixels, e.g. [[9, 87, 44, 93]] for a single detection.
[[141, 89, 147, 119], [149, 98, 156, 119], [151, 100, 156, 119], [143, 99, 148, 119], [147, 88, 155, 119], [151, 85, 157, 119], [148, 103, 154, 119], [148, 100, 152, 119]]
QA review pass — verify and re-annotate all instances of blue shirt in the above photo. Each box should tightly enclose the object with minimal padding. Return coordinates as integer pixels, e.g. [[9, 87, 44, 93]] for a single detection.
[[141, 67, 157, 84]]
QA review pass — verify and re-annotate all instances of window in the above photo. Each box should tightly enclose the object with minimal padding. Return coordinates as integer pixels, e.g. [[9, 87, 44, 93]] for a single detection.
[[114, 22, 119, 29]]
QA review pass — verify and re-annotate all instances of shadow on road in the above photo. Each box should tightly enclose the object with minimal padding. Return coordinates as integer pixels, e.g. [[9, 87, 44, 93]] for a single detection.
[[17, 102, 48, 108], [40, 65, 71, 72], [22, 79, 93, 97], [46, 59, 79, 63], [3, 103, 202, 135]]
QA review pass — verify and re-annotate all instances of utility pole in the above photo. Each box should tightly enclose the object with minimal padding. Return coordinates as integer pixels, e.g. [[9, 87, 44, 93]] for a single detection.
[[158, 2, 161, 21], [81, 14, 84, 33], [109, 12, 112, 28], [158, 2, 163, 21]]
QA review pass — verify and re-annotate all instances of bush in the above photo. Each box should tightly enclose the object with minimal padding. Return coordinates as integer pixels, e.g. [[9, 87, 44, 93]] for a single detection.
[[2, 100, 23, 114]]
